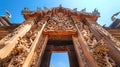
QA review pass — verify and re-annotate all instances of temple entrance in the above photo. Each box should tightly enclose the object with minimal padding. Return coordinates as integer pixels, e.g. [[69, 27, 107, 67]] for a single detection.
[[40, 40, 79, 67], [50, 53, 70, 67], [0, 6, 120, 67]]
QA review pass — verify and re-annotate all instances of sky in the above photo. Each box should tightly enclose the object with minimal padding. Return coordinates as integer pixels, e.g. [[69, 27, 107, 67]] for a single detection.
[[0, 0, 120, 26], [0, 0, 120, 67], [50, 53, 69, 67]]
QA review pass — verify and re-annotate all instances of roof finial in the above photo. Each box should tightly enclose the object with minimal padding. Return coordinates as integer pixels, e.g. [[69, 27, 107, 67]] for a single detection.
[[22, 7, 30, 13], [80, 8, 86, 13], [73, 8, 77, 12], [59, 4, 62, 8], [111, 12, 120, 21], [5, 9, 12, 18], [92, 8, 100, 16], [44, 6, 48, 10], [37, 7, 41, 11]]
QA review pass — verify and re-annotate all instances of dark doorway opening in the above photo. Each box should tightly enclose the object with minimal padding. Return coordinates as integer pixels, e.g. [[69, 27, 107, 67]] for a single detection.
[[40, 40, 79, 67]]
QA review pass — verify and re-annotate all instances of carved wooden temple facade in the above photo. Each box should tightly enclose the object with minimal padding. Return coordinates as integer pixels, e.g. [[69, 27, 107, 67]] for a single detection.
[[0, 5, 120, 67]]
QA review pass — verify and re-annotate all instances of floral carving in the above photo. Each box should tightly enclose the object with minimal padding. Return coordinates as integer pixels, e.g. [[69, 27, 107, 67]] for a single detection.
[[44, 12, 76, 32]]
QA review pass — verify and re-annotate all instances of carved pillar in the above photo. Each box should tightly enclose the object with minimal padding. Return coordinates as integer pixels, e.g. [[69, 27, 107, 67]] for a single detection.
[[22, 22, 48, 67], [72, 36, 87, 67], [0, 20, 33, 59], [40, 51, 51, 67], [68, 50, 79, 67], [90, 23, 120, 65], [73, 24, 98, 67]]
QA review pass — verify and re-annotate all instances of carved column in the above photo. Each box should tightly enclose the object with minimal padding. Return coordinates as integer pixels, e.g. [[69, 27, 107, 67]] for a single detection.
[[22, 22, 48, 67], [72, 36, 88, 67], [90, 23, 120, 65], [0, 20, 33, 59], [73, 24, 98, 67]]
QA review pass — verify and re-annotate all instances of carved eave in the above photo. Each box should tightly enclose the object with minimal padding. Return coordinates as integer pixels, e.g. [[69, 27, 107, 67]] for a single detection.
[[22, 6, 100, 23]]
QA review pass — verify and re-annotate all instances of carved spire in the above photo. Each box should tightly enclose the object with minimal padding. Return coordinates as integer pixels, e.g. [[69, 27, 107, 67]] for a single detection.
[[59, 4, 62, 8], [22, 7, 30, 13], [92, 8, 100, 16], [73, 8, 77, 12], [111, 12, 120, 21], [36, 7, 42, 12], [80, 8, 86, 12], [44, 7, 49, 13], [44, 7, 48, 10]]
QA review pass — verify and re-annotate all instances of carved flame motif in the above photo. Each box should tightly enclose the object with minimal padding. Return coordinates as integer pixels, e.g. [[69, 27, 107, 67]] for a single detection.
[[44, 12, 76, 32]]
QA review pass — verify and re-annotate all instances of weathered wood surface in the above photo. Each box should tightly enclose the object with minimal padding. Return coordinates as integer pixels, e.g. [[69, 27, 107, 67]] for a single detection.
[[0, 26, 17, 39], [90, 24, 120, 65], [22, 22, 47, 67], [0, 21, 32, 59], [72, 36, 86, 67], [73, 24, 98, 67]]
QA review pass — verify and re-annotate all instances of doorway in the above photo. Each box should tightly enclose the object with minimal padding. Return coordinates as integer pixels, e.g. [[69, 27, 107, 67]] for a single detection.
[[40, 40, 79, 67]]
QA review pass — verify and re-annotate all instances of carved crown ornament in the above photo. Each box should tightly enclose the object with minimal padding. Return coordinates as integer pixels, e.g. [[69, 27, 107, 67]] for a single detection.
[[22, 5, 100, 23]]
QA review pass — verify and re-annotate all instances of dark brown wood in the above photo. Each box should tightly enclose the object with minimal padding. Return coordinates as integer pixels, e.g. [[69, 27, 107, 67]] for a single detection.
[[68, 51, 79, 67], [40, 51, 51, 67]]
